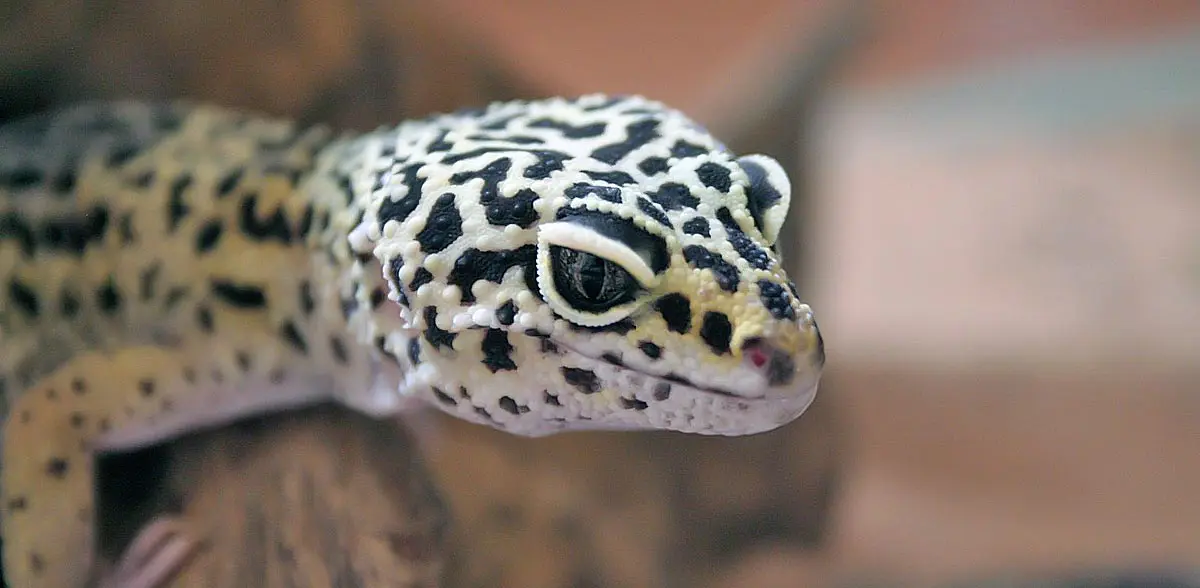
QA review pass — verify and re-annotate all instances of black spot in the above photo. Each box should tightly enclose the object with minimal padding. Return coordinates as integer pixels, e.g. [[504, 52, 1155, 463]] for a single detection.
[[96, 278, 122, 315], [601, 352, 624, 366], [239, 193, 292, 244], [638, 156, 669, 176], [46, 457, 69, 478], [700, 311, 733, 355], [211, 279, 266, 308], [655, 293, 692, 333], [279, 321, 309, 354], [236, 351, 252, 372], [486, 188, 540, 228], [118, 212, 136, 244], [195, 305, 214, 332], [406, 338, 421, 364], [565, 182, 622, 203], [449, 157, 511, 203], [653, 383, 671, 401], [620, 397, 649, 410], [296, 203, 315, 238], [370, 286, 386, 309], [682, 217, 710, 237], [71, 378, 87, 395], [561, 367, 601, 394], [539, 337, 560, 355], [696, 162, 732, 192], [132, 169, 155, 188], [138, 262, 161, 301], [718, 207, 770, 270], [498, 396, 525, 415], [636, 197, 671, 227], [447, 245, 538, 304], [30, 551, 45, 574], [53, 170, 77, 193], [8, 278, 39, 317], [683, 245, 740, 292], [33, 205, 110, 256], [329, 336, 349, 364], [339, 175, 357, 204], [377, 163, 426, 225], [481, 328, 516, 372], [162, 286, 189, 310], [107, 144, 139, 167], [638, 340, 662, 359], [474, 406, 493, 421], [409, 266, 433, 291], [167, 174, 192, 231], [194, 219, 223, 253], [138, 378, 156, 397], [523, 150, 570, 180], [415, 193, 463, 253], [7, 495, 27, 512], [299, 281, 316, 316], [2, 166, 43, 189], [757, 280, 796, 320], [432, 387, 457, 405], [591, 119, 660, 164], [0, 212, 36, 257], [216, 169, 243, 196], [582, 96, 625, 111], [648, 182, 699, 211], [423, 306, 457, 351], [68, 412, 86, 428], [466, 133, 542, 145], [528, 117, 606, 138], [427, 129, 453, 151], [670, 140, 707, 158], [582, 170, 636, 185], [60, 288, 80, 317], [496, 299, 517, 326]]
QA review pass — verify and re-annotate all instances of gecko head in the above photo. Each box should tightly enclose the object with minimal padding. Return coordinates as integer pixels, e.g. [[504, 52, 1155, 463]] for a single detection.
[[355, 94, 822, 436]]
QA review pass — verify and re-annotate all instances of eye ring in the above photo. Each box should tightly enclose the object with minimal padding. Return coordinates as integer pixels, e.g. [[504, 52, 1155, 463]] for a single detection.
[[535, 239, 649, 327], [549, 246, 639, 313]]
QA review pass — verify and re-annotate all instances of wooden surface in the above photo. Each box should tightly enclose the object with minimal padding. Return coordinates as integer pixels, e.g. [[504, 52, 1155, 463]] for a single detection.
[[96, 405, 449, 588]]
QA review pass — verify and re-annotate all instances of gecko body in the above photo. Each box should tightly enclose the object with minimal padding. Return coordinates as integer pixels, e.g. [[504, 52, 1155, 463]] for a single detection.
[[0, 95, 823, 586]]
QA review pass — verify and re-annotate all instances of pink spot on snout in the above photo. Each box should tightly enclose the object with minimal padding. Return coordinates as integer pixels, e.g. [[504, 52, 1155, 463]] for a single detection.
[[747, 346, 770, 369]]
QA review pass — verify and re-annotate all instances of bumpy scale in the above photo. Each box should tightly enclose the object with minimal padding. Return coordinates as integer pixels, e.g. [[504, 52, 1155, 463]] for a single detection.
[[0, 95, 824, 586]]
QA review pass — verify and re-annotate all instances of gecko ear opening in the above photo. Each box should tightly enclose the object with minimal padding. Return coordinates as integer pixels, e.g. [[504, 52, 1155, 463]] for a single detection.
[[736, 154, 791, 245], [535, 210, 665, 327]]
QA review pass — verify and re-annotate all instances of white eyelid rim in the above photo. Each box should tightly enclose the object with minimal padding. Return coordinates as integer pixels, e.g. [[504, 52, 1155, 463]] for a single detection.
[[538, 221, 660, 287]]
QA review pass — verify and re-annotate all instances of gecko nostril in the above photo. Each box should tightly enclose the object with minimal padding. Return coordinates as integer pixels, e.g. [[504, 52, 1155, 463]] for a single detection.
[[742, 338, 797, 387], [741, 337, 773, 369]]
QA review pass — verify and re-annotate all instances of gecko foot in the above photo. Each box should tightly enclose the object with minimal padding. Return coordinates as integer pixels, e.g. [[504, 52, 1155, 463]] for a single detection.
[[91, 518, 198, 588]]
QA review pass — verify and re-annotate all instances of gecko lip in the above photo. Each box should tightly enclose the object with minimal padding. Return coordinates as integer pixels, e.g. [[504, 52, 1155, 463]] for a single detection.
[[547, 336, 766, 401]]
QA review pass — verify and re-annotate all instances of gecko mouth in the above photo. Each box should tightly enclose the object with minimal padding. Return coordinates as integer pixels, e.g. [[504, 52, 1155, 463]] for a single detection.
[[546, 336, 765, 401]]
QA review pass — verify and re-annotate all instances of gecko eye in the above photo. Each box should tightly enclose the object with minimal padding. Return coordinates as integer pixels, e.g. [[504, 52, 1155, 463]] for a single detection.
[[550, 246, 639, 313], [535, 209, 667, 327]]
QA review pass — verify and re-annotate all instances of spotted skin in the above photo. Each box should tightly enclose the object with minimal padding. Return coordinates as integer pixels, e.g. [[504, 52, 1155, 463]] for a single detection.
[[0, 95, 823, 585]]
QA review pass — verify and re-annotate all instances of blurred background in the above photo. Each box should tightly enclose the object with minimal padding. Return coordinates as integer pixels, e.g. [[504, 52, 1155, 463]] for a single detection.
[[2, 1, 1198, 586]]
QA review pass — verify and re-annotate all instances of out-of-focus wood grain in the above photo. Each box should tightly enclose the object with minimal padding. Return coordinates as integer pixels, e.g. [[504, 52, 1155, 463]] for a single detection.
[[96, 404, 449, 588]]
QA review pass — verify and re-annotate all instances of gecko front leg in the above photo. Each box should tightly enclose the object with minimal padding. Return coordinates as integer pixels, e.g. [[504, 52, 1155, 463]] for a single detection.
[[2, 341, 331, 587], [88, 518, 197, 588]]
